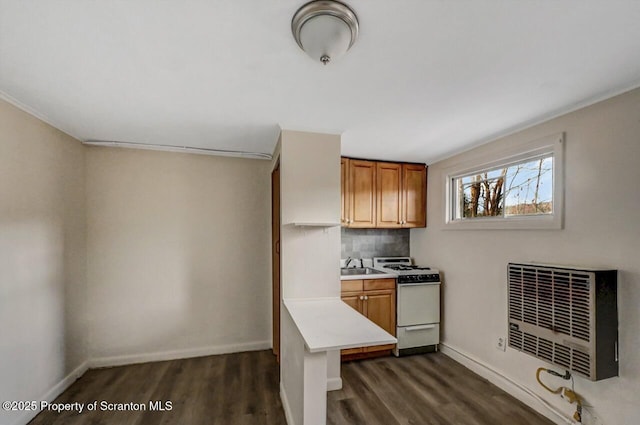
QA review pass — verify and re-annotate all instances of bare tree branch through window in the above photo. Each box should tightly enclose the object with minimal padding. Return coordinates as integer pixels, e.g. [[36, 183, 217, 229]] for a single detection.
[[454, 155, 553, 219]]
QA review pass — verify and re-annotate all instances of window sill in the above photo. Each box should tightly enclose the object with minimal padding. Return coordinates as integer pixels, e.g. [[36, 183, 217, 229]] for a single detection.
[[444, 214, 562, 230]]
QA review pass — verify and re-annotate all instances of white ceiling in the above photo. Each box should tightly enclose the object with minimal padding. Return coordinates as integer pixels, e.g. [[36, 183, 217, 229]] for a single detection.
[[1, 1, 640, 163]]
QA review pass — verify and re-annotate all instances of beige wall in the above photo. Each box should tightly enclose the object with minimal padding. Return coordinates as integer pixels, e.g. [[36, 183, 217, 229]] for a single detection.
[[85, 147, 272, 363], [0, 98, 273, 423], [412, 87, 640, 424], [0, 99, 87, 425]]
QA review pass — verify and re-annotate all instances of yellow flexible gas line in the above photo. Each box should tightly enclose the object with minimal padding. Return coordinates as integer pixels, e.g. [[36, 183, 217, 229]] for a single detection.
[[535, 368, 583, 423], [536, 368, 563, 394]]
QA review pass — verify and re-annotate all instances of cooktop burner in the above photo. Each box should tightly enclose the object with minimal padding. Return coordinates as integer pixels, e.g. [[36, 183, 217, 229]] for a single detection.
[[384, 265, 432, 271], [372, 257, 439, 280]]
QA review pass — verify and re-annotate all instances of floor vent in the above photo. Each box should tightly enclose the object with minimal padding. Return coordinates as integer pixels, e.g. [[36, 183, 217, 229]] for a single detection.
[[507, 263, 618, 381]]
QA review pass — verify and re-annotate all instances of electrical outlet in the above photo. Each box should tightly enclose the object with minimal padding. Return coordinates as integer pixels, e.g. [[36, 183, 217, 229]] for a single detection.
[[496, 336, 506, 351]]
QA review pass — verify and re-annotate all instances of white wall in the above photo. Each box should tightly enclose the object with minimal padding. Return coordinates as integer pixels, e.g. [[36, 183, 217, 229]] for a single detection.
[[86, 147, 272, 364], [280, 130, 341, 227], [0, 99, 88, 425], [279, 130, 341, 299], [412, 88, 640, 424], [277, 130, 342, 425]]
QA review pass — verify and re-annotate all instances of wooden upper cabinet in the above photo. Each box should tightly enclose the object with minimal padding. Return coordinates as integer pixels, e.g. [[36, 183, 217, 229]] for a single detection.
[[348, 159, 376, 228], [341, 157, 426, 228], [341, 158, 349, 225], [376, 162, 403, 228], [402, 164, 427, 228]]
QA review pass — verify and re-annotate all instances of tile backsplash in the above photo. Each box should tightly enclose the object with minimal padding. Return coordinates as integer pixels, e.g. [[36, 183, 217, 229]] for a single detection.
[[341, 228, 410, 259]]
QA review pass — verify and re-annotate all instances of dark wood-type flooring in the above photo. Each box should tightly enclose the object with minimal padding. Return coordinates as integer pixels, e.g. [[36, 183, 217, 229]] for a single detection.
[[29, 350, 553, 425], [330, 353, 554, 425], [29, 350, 285, 425]]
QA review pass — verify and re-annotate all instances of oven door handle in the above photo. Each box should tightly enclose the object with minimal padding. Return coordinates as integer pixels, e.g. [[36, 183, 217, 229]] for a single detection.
[[405, 324, 437, 332], [397, 282, 441, 287]]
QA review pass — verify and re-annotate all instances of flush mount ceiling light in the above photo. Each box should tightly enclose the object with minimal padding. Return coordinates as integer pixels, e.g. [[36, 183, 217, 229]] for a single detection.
[[291, 0, 359, 65]]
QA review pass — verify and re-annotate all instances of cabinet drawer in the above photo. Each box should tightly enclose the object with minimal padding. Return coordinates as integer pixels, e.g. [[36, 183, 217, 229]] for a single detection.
[[341, 279, 364, 292], [364, 343, 395, 353], [396, 324, 439, 349], [341, 347, 363, 356], [364, 278, 395, 291]]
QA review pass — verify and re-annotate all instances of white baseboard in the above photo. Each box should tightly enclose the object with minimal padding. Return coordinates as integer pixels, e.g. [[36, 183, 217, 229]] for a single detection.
[[439, 343, 575, 425], [326, 377, 343, 392], [11, 360, 89, 425], [280, 382, 295, 425], [90, 340, 271, 368]]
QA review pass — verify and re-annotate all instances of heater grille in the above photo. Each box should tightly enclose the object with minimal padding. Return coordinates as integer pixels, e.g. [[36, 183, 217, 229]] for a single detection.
[[507, 263, 618, 381]]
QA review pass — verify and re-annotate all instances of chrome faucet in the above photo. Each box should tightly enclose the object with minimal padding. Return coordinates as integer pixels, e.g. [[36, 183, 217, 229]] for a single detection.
[[345, 257, 355, 268]]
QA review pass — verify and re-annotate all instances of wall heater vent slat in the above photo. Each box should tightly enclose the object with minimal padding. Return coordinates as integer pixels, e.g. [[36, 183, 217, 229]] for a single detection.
[[507, 263, 618, 381]]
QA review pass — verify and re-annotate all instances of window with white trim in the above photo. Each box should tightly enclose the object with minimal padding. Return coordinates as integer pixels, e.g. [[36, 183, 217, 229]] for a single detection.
[[445, 133, 564, 230]]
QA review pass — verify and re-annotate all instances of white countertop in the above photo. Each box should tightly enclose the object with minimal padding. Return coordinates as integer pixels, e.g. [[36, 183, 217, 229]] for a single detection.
[[340, 270, 397, 280], [284, 298, 397, 353]]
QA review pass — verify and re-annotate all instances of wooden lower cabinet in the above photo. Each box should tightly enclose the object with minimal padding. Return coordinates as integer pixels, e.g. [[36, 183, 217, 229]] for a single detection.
[[362, 290, 396, 353], [341, 279, 396, 359]]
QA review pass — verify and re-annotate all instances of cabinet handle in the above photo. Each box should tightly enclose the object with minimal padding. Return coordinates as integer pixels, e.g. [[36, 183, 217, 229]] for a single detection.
[[364, 295, 368, 300], [406, 324, 436, 331], [359, 295, 364, 300]]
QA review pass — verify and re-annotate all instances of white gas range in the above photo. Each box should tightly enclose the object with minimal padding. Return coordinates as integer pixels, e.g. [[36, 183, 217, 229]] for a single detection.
[[373, 257, 441, 356]]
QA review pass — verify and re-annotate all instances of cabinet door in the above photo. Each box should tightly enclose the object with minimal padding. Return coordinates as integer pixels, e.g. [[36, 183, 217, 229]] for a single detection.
[[376, 162, 402, 228], [348, 160, 376, 228], [340, 158, 349, 226], [341, 293, 362, 313], [402, 164, 427, 228], [341, 292, 364, 355], [363, 289, 396, 353]]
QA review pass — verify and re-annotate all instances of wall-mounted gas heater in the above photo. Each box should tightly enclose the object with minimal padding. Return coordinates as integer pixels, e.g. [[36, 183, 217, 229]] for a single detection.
[[508, 263, 618, 381]]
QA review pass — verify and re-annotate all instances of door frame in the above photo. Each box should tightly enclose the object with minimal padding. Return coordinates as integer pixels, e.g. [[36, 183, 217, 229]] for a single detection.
[[271, 161, 281, 362]]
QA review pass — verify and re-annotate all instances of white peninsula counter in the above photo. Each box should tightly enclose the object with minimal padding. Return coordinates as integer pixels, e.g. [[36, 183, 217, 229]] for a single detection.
[[281, 298, 397, 425]]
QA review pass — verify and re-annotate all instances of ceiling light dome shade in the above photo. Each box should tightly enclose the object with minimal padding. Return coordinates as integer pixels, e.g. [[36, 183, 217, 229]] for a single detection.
[[292, 0, 359, 65]]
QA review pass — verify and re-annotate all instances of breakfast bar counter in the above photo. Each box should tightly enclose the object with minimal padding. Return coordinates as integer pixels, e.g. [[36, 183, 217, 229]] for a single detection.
[[282, 298, 396, 425], [284, 298, 397, 352]]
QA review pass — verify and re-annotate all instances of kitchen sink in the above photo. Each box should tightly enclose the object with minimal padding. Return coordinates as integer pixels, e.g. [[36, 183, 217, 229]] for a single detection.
[[341, 267, 385, 276]]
